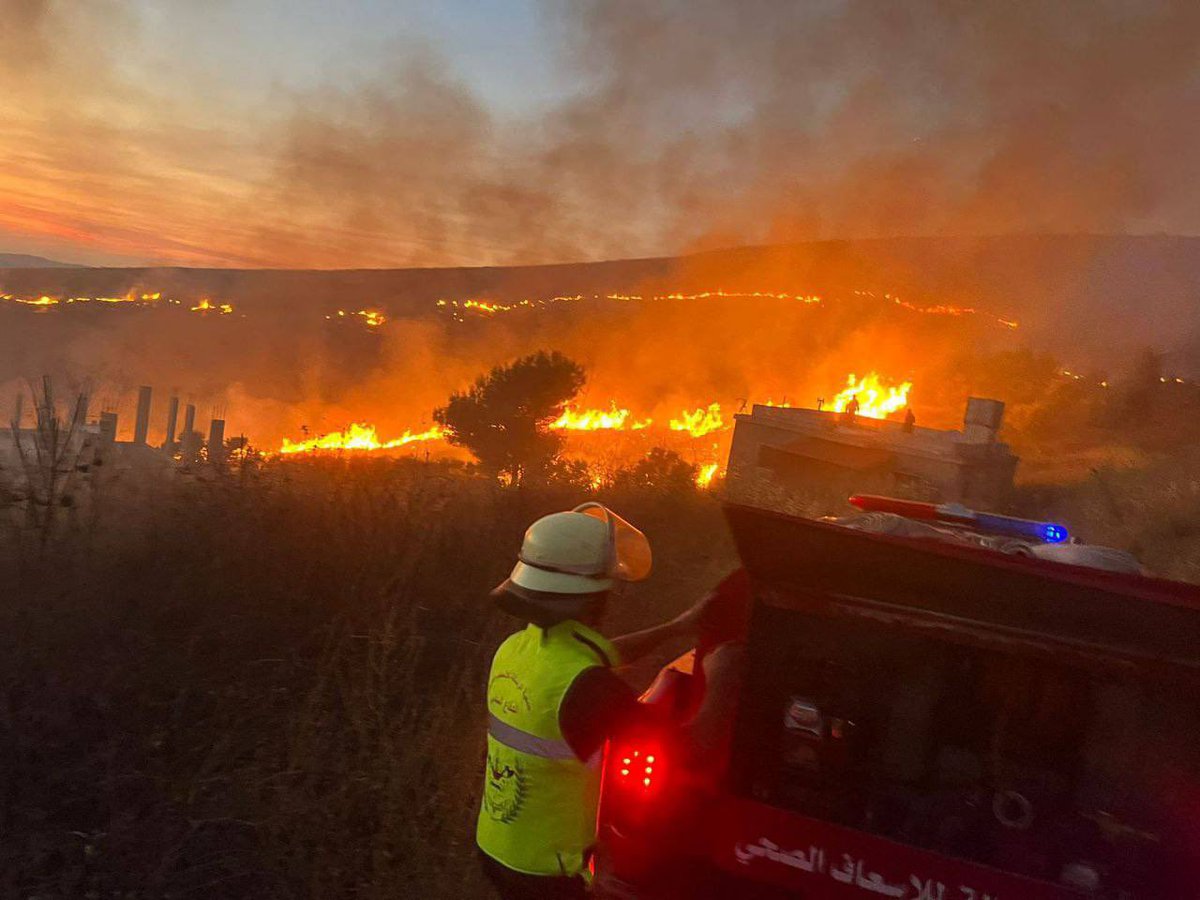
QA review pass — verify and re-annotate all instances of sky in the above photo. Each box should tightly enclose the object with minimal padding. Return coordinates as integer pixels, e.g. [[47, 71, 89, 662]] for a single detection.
[[1, 0, 579, 266], [130, 1, 568, 119], [1, 0, 1197, 269]]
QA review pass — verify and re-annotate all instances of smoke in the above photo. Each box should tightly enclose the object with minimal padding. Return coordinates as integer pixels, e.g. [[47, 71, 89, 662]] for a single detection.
[[2, 1, 1198, 453], [1, 1, 1197, 268], [556, 0, 1200, 245], [244, 0, 1200, 267]]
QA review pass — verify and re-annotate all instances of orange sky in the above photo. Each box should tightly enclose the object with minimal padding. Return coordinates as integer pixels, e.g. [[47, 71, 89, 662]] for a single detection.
[[2, 1, 1197, 269]]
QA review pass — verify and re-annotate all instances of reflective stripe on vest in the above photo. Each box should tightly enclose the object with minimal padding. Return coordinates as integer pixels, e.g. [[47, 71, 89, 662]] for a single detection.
[[488, 712, 575, 760]]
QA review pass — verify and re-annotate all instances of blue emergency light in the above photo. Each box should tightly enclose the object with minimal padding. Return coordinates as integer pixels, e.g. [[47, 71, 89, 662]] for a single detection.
[[975, 512, 1070, 544], [850, 496, 1071, 544], [1039, 523, 1070, 544]]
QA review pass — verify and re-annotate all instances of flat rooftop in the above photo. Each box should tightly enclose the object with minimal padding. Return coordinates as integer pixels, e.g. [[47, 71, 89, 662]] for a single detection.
[[736, 404, 1002, 464]]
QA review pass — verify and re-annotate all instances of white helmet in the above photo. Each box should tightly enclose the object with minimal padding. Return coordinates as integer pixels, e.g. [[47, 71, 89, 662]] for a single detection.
[[495, 503, 652, 607]]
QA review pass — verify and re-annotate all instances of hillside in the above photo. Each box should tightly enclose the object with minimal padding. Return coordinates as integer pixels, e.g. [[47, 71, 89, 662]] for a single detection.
[[0, 252, 78, 268], [1, 234, 1197, 367], [3, 233, 1198, 456]]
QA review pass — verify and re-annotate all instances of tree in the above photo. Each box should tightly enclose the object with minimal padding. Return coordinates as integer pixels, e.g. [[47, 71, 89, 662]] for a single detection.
[[611, 448, 698, 493], [9, 376, 90, 552], [434, 351, 585, 484]]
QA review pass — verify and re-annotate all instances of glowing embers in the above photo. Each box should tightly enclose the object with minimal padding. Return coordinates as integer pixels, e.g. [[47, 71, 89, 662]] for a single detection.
[[278, 422, 444, 455], [830, 373, 912, 420], [436, 287, 1019, 330], [855, 289, 1020, 330], [550, 403, 652, 431], [669, 403, 725, 438], [438, 290, 821, 319], [0, 291, 235, 314], [327, 309, 387, 327], [190, 299, 234, 314]]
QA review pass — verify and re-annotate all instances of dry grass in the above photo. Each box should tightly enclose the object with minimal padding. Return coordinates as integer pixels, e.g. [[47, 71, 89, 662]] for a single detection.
[[0, 458, 733, 898], [1019, 450, 1200, 583], [4, 431, 1196, 898]]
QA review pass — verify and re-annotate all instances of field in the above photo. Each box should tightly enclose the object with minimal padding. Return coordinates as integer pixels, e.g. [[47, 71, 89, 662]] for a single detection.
[[4, 450, 1200, 897], [0, 459, 733, 897], [4, 353, 1200, 897]]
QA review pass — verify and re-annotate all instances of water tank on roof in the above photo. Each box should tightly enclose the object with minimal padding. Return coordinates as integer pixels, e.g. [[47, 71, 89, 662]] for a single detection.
[[962, 397, 1005, 445]]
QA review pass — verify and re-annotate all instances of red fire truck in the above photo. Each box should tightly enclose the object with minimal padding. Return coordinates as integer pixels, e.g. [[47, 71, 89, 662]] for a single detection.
[[594, 500, 1200, 898]]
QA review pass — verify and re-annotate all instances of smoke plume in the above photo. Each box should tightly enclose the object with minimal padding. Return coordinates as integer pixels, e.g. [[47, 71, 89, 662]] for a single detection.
[[1, 1, 1197, 267]]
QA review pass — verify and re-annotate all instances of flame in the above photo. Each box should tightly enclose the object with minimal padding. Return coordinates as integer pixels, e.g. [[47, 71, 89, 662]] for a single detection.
[[328, 309, 386, 327], [830, 372, 912, 419], [436, 288, 1017, 329], [550, 403, 652, 431], [669, 403, 725, 437], [278, 422, 444, 455], [358, 310, 385, 327], [0, 291, 238, 312], [191, 299, 234, 314], [1, 285, 1019, 332], [696, 463, 720, 488]]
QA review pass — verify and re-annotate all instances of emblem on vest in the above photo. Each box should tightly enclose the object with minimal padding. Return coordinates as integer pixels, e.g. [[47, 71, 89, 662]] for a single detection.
[[488, 670, 532, 715], [484, 750, 527, 824]]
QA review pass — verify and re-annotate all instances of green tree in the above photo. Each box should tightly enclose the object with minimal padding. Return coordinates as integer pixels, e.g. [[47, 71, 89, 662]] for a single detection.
[[434, 351, 585, 485]]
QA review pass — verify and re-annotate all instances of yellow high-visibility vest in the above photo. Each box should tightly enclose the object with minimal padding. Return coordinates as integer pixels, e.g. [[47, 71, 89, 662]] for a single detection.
[[476, 619, 619, 877]]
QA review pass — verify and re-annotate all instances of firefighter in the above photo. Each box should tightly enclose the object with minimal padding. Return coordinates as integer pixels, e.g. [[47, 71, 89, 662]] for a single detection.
[[477, 503, 711, 898], [843, 394, 860, 423]]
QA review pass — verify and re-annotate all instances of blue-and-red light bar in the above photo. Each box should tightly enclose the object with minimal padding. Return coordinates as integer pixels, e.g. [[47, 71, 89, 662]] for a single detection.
[[848, 495, 1070, 544]]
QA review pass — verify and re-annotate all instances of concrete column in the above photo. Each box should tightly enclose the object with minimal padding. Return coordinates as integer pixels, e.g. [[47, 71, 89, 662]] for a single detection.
[[98, 412, 118, 446], [133, 385, 152, 445], [164, 396, 180, 449], [207, 418, 226, 465], [180, 404, 199, 460]]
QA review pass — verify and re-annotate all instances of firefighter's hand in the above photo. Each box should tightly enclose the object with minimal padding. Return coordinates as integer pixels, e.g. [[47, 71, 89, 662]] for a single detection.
[[683, 569, 753, 642], [673, 590, 722, 636]]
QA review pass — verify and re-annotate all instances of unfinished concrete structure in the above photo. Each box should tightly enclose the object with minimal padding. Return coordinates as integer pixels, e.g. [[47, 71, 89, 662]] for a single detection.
[[2, 384, 229, 473], [727, 397, 1019, 508]]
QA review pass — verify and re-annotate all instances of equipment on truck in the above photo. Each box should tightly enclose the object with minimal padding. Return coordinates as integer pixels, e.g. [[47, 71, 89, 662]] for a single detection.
[[593, 499, 1200, 899]]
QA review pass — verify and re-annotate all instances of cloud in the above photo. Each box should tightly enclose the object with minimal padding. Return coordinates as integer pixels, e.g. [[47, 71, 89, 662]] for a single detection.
[[0, 1, 1197, 268]]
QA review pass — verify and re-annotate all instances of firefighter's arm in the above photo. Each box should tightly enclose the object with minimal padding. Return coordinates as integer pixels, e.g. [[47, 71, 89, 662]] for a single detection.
[[609, 616, 691, 665], [613, 568, 752, 665], [609, 591, 720, 664], [560, 667, 664, 761]]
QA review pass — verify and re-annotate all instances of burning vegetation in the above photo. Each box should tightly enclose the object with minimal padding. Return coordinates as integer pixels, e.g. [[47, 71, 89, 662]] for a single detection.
[[1, 291, 236, 314], [278, 423, 445, 455], [2, 273, 990, 489], [830, 372, 913, 419], [3, 241, 1196, 502], [265, 361, 915, 491]]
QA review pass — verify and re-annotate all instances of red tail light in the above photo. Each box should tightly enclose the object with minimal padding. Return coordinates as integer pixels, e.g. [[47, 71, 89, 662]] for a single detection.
[[606, 741, 665, 799]]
